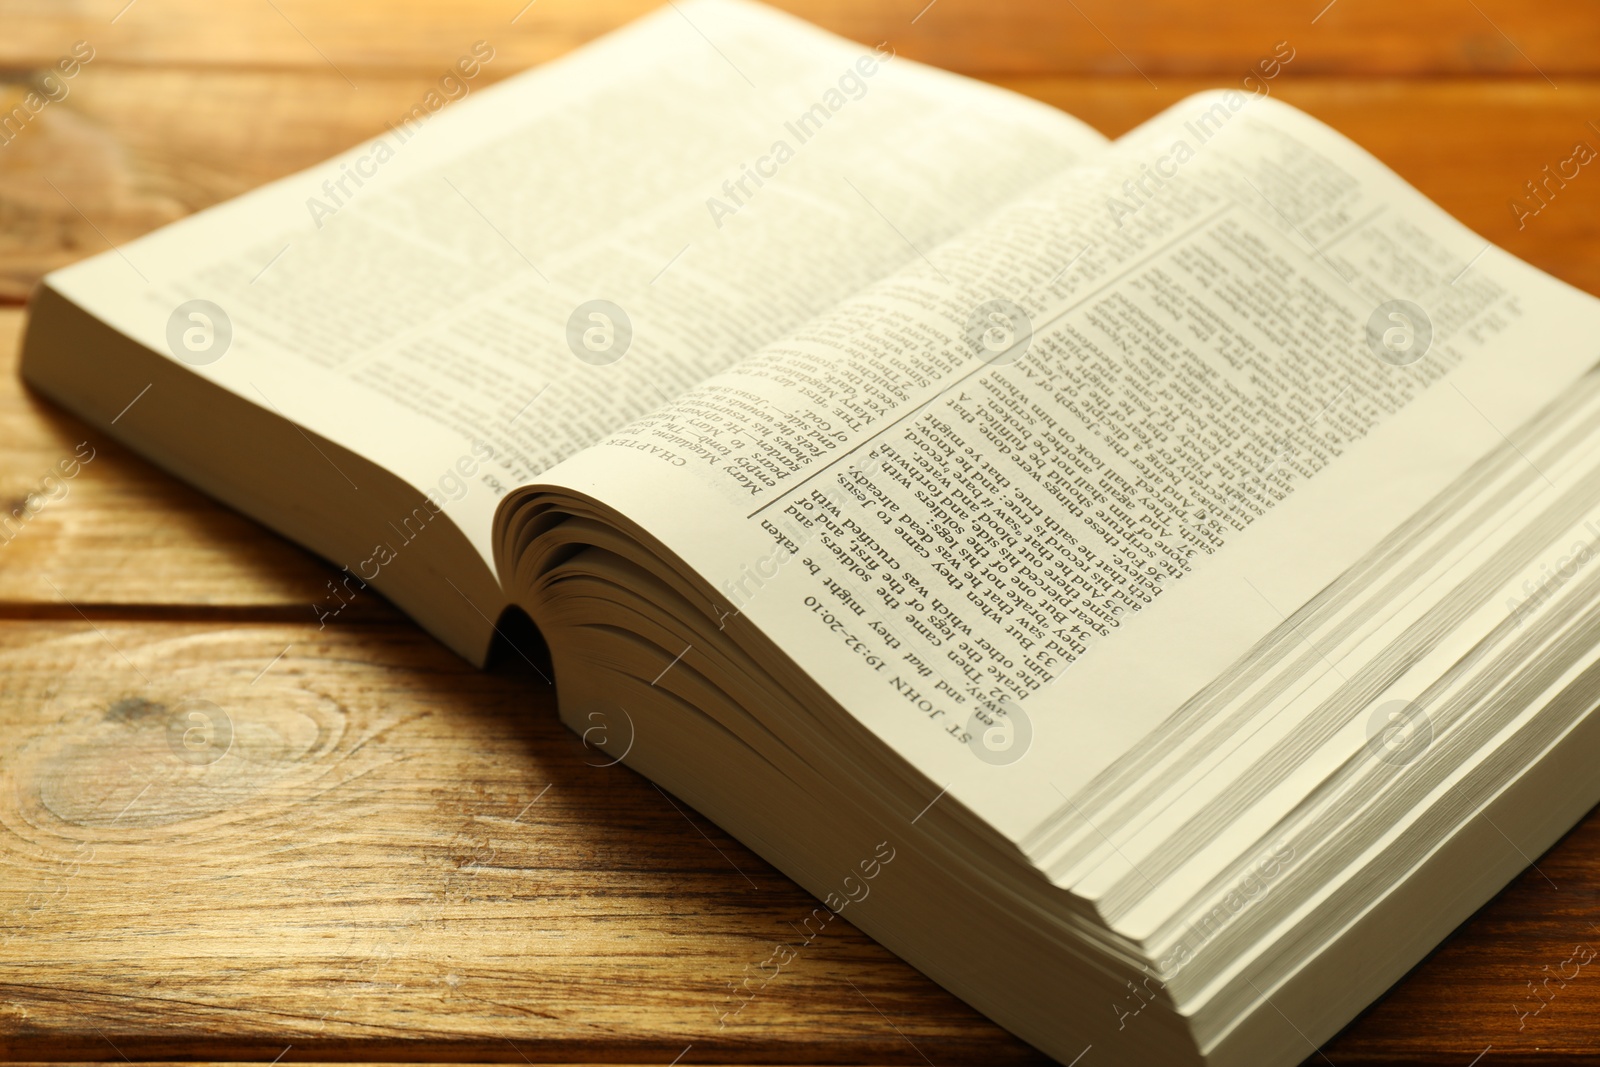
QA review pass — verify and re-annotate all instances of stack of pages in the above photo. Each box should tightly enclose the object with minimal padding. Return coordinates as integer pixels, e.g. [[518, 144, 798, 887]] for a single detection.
[[22, 2, 1600, 1062]]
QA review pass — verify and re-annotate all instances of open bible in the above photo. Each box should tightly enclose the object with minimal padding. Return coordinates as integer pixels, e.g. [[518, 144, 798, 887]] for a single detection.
[[22, 1, 1600, 1062]]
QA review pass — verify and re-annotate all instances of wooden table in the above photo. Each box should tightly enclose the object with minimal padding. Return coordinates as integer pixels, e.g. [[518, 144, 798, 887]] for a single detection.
[[3, 1, 1600, 1063]]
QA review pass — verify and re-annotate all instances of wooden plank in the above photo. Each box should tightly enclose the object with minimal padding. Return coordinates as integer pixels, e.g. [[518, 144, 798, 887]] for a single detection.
[[3, 619, 1600, 1063], [3, 74, 1598, 302], [0, 310, 399, 617], [0, 0, 1596, 78], [0, 619, 1043, 1063]]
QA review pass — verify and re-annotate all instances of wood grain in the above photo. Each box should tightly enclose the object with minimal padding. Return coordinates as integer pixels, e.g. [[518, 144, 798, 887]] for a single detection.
[[1, 0, 1596, 77], [4, 610, 1600, 1066], [0, 620, 1041, 1063], [6, 0, 1600, 1063], [0, 310, 399, 618]]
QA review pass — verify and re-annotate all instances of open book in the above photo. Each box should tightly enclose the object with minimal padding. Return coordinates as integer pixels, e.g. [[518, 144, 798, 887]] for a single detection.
[[23, 1, 1600, 1062]]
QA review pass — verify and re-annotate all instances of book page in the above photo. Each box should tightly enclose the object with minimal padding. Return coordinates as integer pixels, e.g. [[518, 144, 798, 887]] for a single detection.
[[529, 90, 1600, 849], [43, 0, 1106, 567]]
